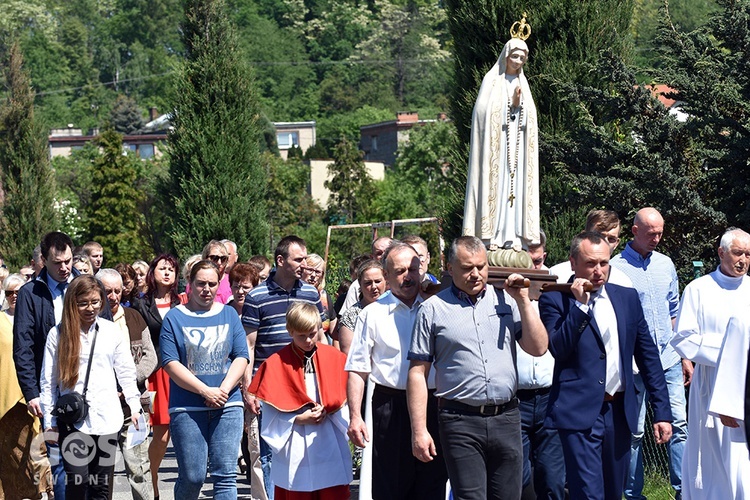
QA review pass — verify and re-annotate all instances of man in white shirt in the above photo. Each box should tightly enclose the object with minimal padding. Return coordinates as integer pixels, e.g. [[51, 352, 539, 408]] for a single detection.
[[549, 209, 632, 287], [671, 228, 750, 499], [518, 230, 566, 499], [346, 242, 447, 499], [97, 269, 157, 500]]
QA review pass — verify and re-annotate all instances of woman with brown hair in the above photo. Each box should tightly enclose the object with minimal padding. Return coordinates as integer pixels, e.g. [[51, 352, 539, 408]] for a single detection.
[[40, 275, 141, 499], [132, 253, 185, 499], [160, 260, 248, 499]]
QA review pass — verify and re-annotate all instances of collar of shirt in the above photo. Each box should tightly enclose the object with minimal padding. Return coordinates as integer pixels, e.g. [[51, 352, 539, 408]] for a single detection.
[[266, 270, 303, 293], [450, 282, 487, 304], [380, 289, 424, 312], [622, 242, 652, 266]]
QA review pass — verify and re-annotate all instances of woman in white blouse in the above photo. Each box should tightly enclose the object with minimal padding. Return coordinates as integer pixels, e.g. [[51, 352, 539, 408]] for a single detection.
[[40, 275, 141, 499]]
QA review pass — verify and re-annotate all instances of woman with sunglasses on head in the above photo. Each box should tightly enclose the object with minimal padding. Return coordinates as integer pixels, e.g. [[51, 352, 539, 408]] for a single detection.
[[132, 253, 185, 500], [40, 275, 141, 499], [160, 260, 249, 499], [302, 254, 337, 342], [201, 240, 233, 304]]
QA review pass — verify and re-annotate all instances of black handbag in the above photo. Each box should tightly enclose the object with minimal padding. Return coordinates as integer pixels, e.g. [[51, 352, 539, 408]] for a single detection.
[[53, 324, 98, 426]]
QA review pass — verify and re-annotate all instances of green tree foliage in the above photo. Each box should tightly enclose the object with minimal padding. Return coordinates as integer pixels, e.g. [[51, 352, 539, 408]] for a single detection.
[[325, 137, 374, 224], [109, 94, 144, 133], [367, 120, 459, 221], [658, 0, 750, 230], [266, 153, 322, 247], [631, 0, 719, 72], [0, 41, 57, 269], [444, 0, 637, 243], [545, 51, 724, 280], [86, 128, 149, 262], [162, 0, 268, 260]]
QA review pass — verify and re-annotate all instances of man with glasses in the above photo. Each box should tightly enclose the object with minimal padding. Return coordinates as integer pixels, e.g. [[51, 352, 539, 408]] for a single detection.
[[611, 208, 688, 500], [549, 210, 633, 287], [13, 231, 81, 500], [201, 240, 232, 304]]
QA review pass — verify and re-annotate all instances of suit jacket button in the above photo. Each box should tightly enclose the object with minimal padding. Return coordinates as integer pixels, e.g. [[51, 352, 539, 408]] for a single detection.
[[600, 353, 605, 359], [598, 379, 604, 384]]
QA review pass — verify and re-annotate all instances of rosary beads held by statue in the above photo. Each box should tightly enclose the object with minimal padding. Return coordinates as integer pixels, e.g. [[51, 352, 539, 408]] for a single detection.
[[463, 13, 540, 266]]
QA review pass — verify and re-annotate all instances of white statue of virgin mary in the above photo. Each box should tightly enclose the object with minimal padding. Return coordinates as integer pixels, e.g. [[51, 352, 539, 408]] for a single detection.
[[463, 32, 540, 253]]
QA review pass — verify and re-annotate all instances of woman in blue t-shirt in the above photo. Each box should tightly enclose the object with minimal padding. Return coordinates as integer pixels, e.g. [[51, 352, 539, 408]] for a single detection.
[[160, 260, 249, 500]]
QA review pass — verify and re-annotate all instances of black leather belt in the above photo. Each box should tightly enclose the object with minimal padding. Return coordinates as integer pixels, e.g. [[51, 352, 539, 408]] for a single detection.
[[439, 397, 519, 416], [516, 387, 551, 399], [373, 384, 405, 396]]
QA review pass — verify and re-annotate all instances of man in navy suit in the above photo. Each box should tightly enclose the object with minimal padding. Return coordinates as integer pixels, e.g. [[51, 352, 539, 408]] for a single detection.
[[539, 231, 673, 500]]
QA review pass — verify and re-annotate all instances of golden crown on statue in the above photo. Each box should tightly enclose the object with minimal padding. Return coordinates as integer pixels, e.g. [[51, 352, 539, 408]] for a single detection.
[[509, 13, 531, 41]]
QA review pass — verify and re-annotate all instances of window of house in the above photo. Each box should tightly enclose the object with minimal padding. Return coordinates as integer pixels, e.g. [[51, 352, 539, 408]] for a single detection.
[[138, 144, 155, 159], [371, 135, 378, 152], [277, 131, 299, 149]]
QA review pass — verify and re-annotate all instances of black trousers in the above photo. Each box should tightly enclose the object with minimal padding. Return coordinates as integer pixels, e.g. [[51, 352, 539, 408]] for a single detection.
[[371, 385, 447, 500], [58, 425, 118, 500]]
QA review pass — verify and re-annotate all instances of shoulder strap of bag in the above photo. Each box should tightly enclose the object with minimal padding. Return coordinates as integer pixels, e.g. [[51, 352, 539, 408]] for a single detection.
[[81, 323, 99, 398]]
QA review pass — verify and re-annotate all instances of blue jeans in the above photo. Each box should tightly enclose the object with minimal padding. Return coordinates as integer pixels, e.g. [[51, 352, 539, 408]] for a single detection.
[[625, 362, 687, 499], [258, 409, 275, 500], [46, 442, 67, 500], [519, 390, 566, 500], [170, 406, 244, 500]]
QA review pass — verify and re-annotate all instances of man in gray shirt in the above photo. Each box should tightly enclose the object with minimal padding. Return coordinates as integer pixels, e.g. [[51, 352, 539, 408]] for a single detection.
[[407, 236, 548, 499]]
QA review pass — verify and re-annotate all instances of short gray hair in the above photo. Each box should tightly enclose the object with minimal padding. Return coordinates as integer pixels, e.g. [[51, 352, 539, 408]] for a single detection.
[[95, 268, 122, 285], [719, 227, 750, 252], [449, 236, 485, 263]]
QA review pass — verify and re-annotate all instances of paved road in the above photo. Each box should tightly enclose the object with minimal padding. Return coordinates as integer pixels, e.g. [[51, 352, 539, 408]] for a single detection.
[[112, 440, 358, 499]]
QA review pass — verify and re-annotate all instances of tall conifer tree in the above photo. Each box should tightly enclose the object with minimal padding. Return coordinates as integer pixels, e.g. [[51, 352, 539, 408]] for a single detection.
[[0, 41, 57, 268], [87, 128, 149, 262], [162, 0, 267, 259]]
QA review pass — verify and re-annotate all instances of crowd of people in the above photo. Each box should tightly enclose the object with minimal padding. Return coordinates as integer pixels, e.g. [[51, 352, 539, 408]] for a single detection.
[[1, 213, 749, 500]]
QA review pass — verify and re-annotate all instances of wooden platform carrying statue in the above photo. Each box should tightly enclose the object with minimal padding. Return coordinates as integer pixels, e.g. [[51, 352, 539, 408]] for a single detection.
[[463, 13, 540, 270]]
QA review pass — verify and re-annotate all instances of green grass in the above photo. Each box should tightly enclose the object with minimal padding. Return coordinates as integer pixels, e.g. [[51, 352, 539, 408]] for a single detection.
[[642, 471, 674, 500]]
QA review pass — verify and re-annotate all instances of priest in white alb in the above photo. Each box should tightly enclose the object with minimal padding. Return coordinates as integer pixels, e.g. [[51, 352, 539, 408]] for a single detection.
[[671, 228, 750, 499], [708, 313, 750, 467]]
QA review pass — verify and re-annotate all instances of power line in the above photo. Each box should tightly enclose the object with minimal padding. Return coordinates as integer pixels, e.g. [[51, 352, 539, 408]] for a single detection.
[[32, 57, 448, 97]]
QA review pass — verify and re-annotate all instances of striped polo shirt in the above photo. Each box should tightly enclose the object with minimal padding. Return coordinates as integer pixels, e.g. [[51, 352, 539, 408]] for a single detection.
[[241, 271, 323, 373]]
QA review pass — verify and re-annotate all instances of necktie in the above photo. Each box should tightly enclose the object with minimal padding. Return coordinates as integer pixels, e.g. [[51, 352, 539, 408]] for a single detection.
[[591, 293, 620, 395], [57, 281, 67, 297]]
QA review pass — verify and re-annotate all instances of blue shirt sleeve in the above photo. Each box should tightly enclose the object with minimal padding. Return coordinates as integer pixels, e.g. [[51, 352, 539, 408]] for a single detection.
[[241, 293, 261, 330], [229, 309, 250, 361], [160, 311, 180, 367]]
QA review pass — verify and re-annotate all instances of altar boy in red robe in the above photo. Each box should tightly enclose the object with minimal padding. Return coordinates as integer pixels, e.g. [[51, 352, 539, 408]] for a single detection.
[[248, 302, 352, 500]]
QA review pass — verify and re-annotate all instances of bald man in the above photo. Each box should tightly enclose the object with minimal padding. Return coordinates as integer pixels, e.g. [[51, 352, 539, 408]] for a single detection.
[[610, 208, 689, 500]]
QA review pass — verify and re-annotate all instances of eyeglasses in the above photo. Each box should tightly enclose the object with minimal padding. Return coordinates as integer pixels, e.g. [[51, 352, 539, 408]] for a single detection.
[[77, 299, 102, 310], [4, 290, 19, 297], [207, 255, 228, 264]]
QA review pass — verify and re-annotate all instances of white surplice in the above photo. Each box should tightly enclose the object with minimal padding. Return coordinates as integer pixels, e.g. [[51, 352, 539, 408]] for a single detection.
[[260, 371, 352, 492], [671, 269, 750, 499]]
